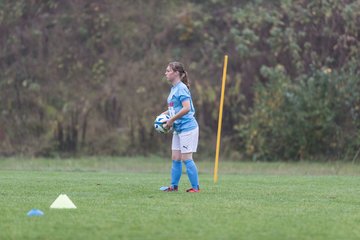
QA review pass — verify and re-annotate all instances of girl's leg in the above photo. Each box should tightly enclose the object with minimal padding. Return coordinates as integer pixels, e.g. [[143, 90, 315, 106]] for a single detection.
[[179, 128, 200, 191], [182, 153, 200, 190], [171, 150, 182, 188]]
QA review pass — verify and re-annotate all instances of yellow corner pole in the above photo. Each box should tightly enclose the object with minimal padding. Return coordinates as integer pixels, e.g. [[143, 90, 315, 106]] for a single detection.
[[214, 55, 228, 183]]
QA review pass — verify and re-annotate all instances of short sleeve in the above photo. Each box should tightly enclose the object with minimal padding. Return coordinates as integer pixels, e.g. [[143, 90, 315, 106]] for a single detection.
[[178, 86, 190, 103]]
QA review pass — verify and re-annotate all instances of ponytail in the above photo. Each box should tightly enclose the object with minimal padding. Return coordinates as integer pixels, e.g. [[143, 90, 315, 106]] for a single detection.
[[181, 71, 190, 89]]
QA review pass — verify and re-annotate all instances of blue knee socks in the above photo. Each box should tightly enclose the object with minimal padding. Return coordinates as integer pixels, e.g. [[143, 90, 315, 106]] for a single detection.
[[171, 160, 182, 187], [184, 159, 199, 190]]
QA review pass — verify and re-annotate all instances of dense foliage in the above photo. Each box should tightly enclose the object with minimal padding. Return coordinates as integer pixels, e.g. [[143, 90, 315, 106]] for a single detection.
[[0, 0, 359, 160]]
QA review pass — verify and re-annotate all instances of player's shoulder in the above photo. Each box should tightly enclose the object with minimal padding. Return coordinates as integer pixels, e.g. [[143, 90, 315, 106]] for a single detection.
[[177, 82, 189, 92]]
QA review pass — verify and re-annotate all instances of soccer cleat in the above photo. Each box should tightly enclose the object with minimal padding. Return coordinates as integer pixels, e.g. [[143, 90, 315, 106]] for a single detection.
[[160, 186, 178, 192], [186, 188, 200, 193]]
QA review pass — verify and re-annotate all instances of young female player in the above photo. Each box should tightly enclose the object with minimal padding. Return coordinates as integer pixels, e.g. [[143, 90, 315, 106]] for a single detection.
[[161, 62, 200, 192]]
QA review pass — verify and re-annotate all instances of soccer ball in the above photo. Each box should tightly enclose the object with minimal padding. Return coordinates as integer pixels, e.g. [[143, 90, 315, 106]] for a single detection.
[[154, 114, 171, 134]]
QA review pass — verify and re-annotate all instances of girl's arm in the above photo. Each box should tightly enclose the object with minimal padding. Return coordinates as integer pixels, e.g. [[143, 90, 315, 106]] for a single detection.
[[161, 110, 169, 115], [164, 100, 190, 129]]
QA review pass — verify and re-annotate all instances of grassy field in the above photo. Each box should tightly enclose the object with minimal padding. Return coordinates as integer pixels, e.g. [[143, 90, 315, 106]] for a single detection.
[[0, 157, 359, 240]]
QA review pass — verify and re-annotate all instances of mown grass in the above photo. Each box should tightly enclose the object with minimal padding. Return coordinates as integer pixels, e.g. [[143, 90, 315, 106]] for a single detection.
[[0, 157, 359, 240], [1, 156, 360, 175]]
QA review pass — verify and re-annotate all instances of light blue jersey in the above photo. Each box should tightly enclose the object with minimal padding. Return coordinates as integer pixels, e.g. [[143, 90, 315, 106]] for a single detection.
[[167, 81, 198, 133]]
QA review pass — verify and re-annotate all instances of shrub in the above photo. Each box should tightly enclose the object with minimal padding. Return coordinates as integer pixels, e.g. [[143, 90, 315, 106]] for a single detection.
[[238, 61, 360, 161]]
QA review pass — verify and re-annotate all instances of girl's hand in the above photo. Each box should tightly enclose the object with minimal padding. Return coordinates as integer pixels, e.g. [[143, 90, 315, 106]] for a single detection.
[[163, 119, 174, 129]]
